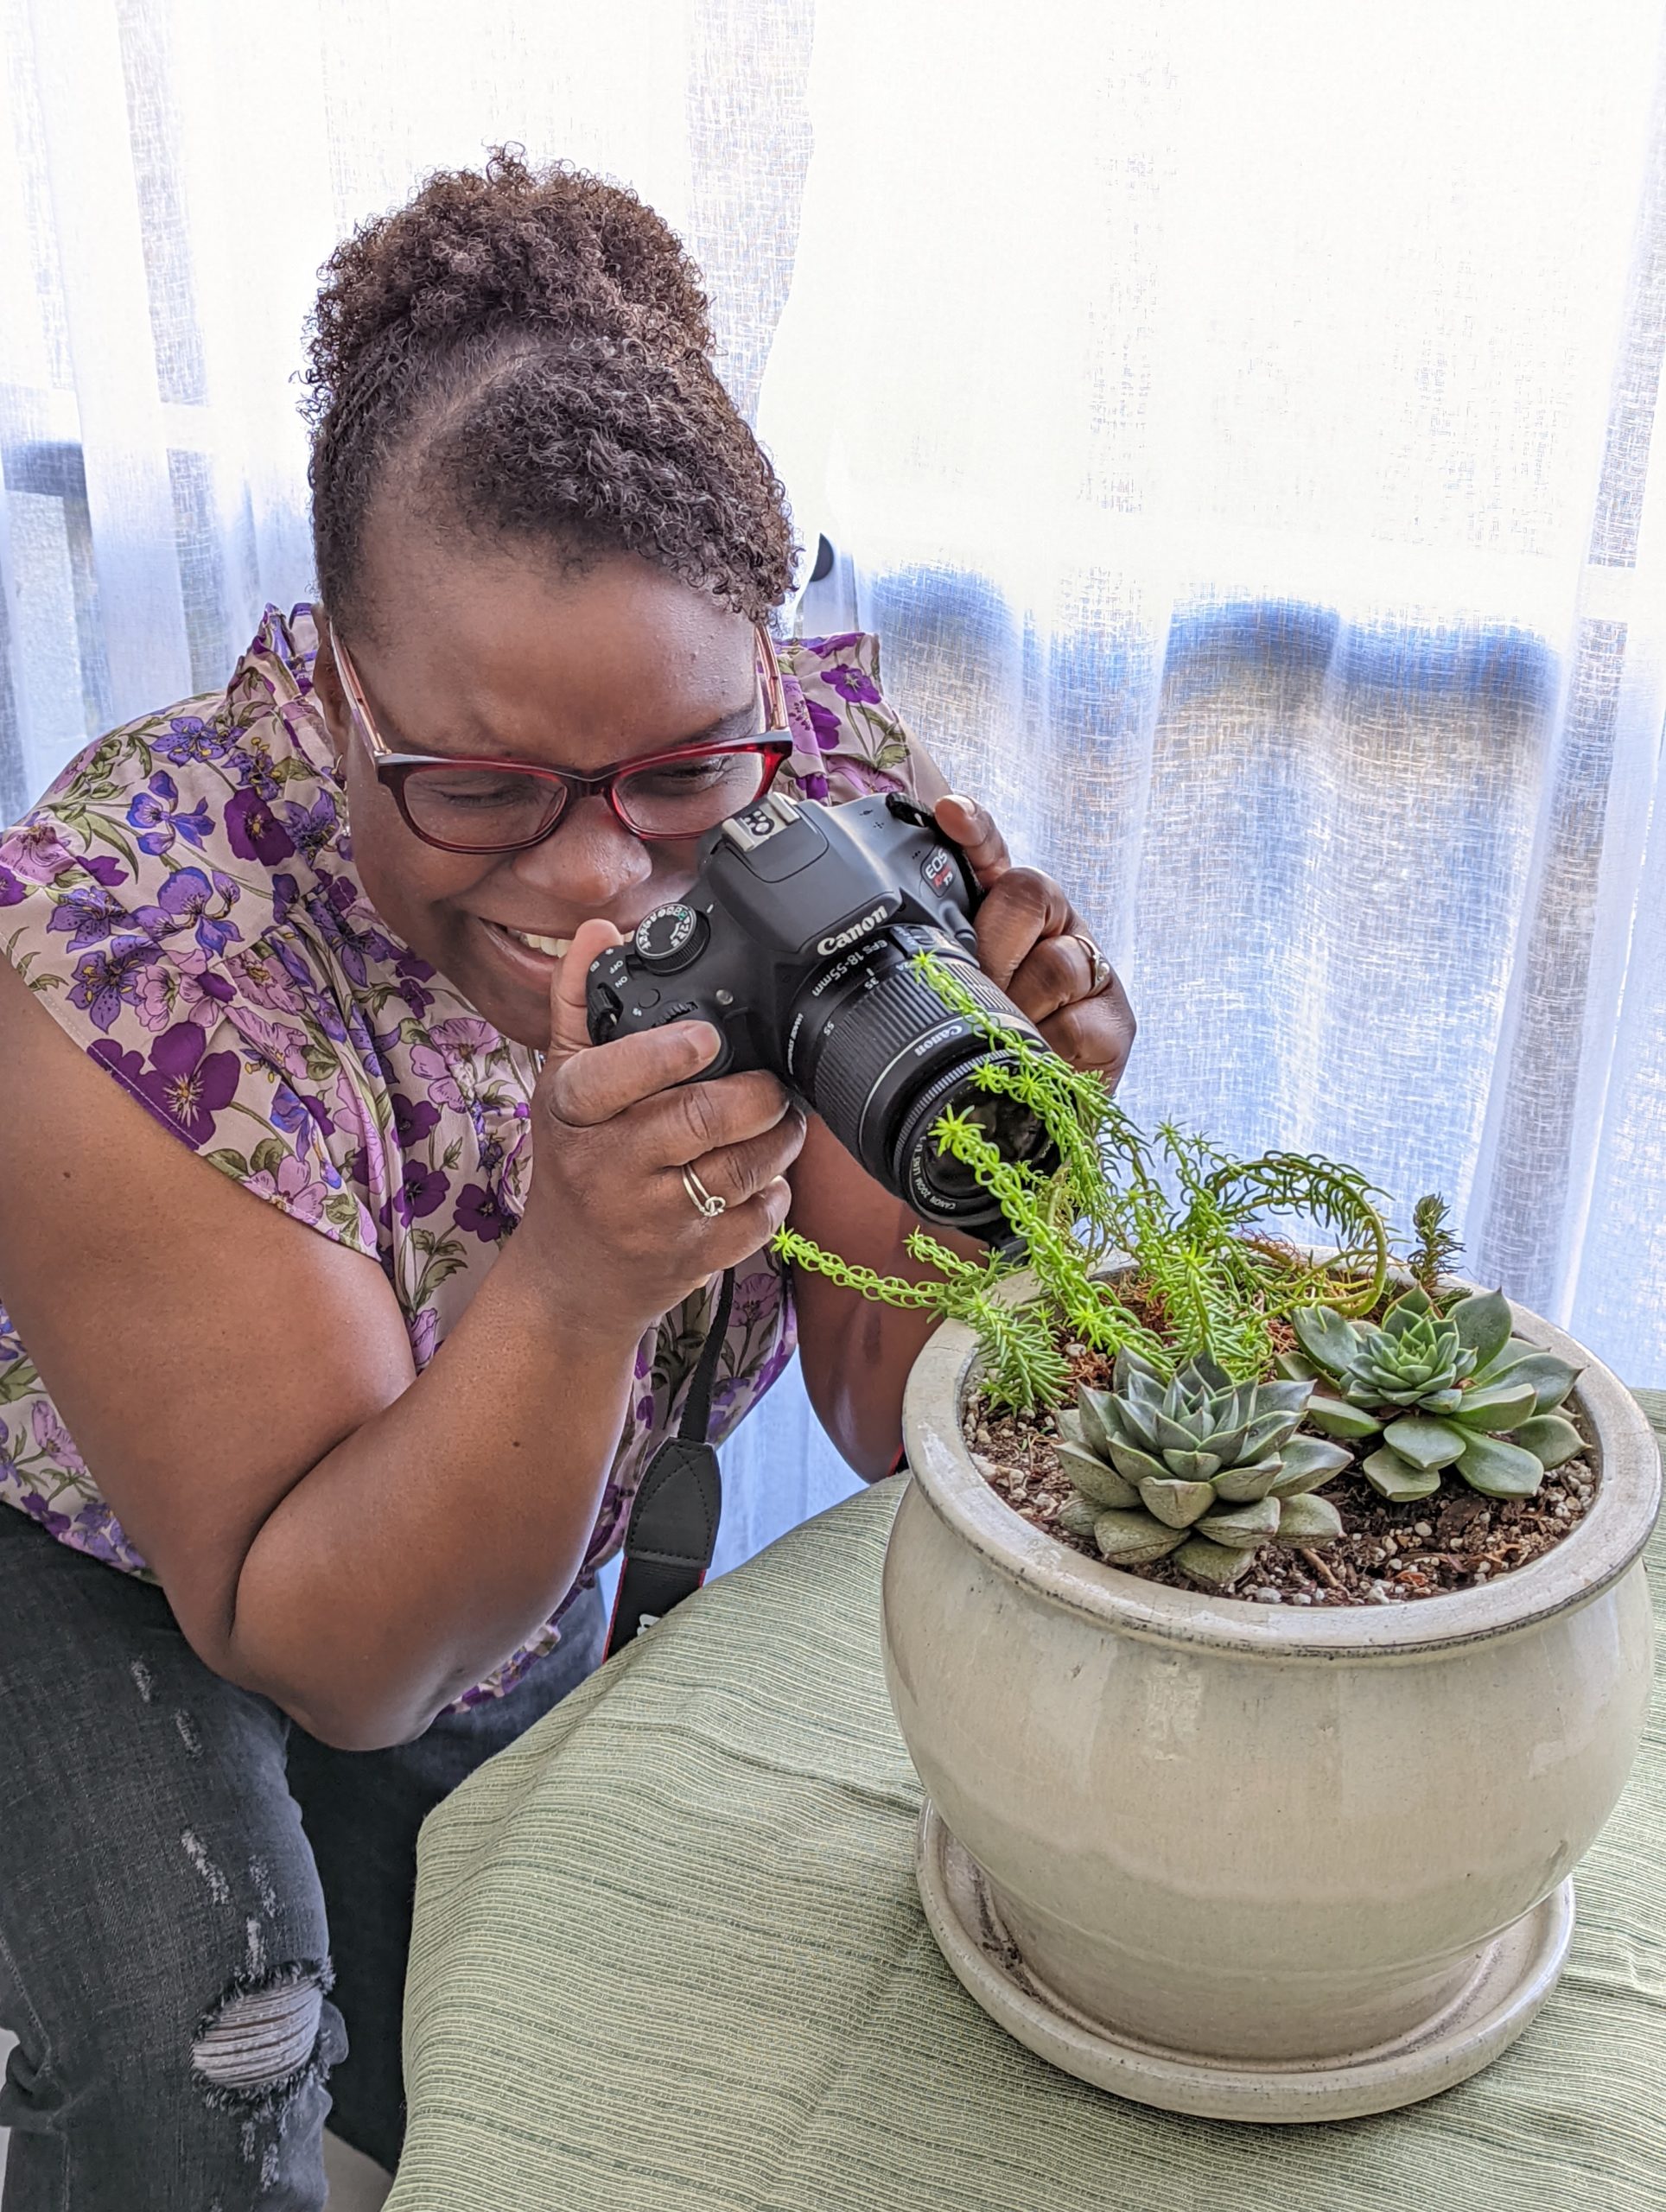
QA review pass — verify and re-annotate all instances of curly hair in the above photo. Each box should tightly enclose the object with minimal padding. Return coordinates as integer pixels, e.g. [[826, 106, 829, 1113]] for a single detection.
[[303, 149, 797, 633]]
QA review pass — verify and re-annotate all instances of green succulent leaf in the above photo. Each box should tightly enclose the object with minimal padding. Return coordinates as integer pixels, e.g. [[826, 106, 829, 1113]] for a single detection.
[[1454, 1432, 1546, 1499], [1361, 1447, 1444, 1501], [1276, 1349, 1319, 1382], [1447, 1288, 1513, 1370], [1209, 1459, 1285, 1503], [1510, 1414, 1585, 1471], [1470, 1346, 1580, 1414], [1112, 1348, 1162, 1392], [1292, 1306, 1358, 1378], [1302, 1394, 1381, 1440], [1383, 1287, 1434, 1336], [1161, 1447, 1226, 1482], [1093, 1510, 1187, 1565], [1235, 1408, 1304, 1461], [1056, 1493, 1102, 1538], [1196, 1497, 1281, 1548], [1173, 1535, 1260, 1588], [1266, 1434, 1352, 1497], [1273, 1492, 1345, 1545], [1379, 1414, 1468, 1471], [1451, 1379, 1538, 1432], [1076, 1387, 1128, 1462], [1418, 1387, 1467, 1415], [1106, 1438, 1175, 1487], [1138, 1477, 1218, 1528], [1057, 1444, 1142, 1510]]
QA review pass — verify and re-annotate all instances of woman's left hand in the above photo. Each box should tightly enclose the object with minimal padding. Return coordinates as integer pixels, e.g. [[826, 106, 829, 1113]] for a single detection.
[[932, 793, 1135, 1086]]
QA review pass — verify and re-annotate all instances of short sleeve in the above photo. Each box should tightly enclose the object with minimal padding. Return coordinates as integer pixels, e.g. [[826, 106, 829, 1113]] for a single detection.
[[0, 750, 378, 1262]]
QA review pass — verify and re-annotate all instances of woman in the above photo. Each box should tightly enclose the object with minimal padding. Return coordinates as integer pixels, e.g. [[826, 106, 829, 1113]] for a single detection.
[[0, 154, 1131, 2208]]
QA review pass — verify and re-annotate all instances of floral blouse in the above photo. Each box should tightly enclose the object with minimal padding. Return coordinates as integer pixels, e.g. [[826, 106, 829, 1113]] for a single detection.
[[0, 607, 917, 1701]]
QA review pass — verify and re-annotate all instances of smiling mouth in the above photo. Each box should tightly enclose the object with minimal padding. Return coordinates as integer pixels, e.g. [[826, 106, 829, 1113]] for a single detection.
[[480, 919, 574, 961]]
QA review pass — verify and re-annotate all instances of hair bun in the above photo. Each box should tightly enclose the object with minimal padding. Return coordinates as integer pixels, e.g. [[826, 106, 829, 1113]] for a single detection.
[[306, 147, 712, 418]]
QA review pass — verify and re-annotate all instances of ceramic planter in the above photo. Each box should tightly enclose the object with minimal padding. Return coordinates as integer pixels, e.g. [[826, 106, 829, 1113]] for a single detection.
[[881, 1281, 1659, 2122]]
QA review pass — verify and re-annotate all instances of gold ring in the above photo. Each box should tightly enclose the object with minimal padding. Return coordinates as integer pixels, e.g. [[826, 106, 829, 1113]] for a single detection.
[[681, 1163, 728, 1219], [1070, 931, 1114, 998]]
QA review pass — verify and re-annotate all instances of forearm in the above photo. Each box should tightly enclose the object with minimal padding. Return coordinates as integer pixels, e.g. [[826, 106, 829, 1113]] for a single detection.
[[226, 1241, 638, 1747], [789, 1119, 980, 1478]]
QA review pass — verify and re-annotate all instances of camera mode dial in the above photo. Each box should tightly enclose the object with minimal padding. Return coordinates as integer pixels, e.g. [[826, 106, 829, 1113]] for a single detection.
[[633, 901, 709, 974]]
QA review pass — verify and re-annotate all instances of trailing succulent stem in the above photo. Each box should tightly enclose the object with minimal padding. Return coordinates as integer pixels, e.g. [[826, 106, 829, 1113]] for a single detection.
[[1288, 1287, 1582, 1503], [1054, 1352, 1350, 1590]]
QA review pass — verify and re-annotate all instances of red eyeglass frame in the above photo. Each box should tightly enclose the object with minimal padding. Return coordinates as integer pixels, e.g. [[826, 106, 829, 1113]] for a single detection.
[[328, 619, 794, 855]]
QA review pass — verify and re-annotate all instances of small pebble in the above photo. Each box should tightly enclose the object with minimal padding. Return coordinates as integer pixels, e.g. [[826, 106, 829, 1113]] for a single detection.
[[1414, 1522, 1433, 1538], [1252, 1586, 1283, 1605]]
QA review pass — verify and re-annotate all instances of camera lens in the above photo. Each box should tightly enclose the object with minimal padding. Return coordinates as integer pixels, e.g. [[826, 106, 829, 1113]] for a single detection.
[[785, 937, 1059, 1236]]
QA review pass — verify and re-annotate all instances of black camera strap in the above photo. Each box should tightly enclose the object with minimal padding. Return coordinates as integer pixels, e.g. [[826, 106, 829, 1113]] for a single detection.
[[603, 1268, 734, 1659]]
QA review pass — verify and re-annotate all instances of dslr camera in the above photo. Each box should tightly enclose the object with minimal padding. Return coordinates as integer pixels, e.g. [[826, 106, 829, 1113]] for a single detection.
[[585, 791, 1058, 1237]]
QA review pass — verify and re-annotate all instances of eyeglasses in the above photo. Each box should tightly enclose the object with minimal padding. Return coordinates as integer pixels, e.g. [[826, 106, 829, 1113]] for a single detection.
[[329, 619, 792, 855]]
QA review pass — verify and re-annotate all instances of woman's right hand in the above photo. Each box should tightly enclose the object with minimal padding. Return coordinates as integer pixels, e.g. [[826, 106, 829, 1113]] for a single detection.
[[518, 918, 805, 1339]]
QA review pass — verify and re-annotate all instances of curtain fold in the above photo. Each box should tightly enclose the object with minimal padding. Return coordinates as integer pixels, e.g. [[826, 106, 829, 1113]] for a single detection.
[[3, 1, 1665, 1585]]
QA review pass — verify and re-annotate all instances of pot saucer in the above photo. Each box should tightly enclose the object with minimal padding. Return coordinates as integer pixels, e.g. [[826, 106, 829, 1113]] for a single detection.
[[916, 1804, 1574, 2125]]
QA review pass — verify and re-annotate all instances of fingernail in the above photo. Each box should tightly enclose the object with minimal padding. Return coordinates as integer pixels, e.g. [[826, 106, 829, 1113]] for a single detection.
[[685, 1021, 722, 1059], [944, 791, 976, 813]]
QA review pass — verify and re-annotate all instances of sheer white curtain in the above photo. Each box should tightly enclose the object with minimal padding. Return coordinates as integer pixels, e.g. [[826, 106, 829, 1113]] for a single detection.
[[4, 2, 1666, 1581]]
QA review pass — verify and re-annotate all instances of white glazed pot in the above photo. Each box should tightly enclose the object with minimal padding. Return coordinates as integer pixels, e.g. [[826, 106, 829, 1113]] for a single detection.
[[881, 1285, 1659, 2122]]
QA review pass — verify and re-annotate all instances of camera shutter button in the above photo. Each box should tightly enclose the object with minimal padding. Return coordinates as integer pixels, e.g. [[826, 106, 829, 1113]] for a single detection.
[[633, 902, 709, 973]]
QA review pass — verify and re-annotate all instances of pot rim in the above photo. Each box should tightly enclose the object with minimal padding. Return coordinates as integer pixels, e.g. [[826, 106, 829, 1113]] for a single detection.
[[900, 1274, 1662, 1660]]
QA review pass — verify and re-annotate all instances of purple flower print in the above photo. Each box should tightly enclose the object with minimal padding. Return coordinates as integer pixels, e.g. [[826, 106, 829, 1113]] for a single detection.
[[226, 745, 283, 802], [135, 963, 234, 1033], [92, 1022, 239, 1144], [455, 1182, 507, 1242], [33, 1397, 89, 1473], [245, 1149, 331, 1227], [803, 632, 865, 654], [279, 791, 340, 865], [409, 1043, 467, 1115], [82, 855, 128, 888], [270, 1083, 334, 1141], [0, 864, 24, 906], [312, 876, 397, 988], [132, 867, 241, 960], [67, 937, 162, 1031], [397, 947, 436, 985], [386, 1160, 450, 1227], [391, 1092, 442, 1147], [0, 821, 76, 884], [271, 873, 302, 927], [817, 660, 881, 705], [126, 771, 213, 856], [46, 885, 128, 950], [804, 696, 842, 751], [20, 1492, 72, 1541], [158, 715, 230, 768], [224, 787, 296, 865], [407, 1307, 440, 1368]]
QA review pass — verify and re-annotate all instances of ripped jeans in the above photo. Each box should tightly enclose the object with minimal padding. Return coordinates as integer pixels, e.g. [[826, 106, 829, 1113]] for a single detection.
[[0, 1503, 606, 2210]]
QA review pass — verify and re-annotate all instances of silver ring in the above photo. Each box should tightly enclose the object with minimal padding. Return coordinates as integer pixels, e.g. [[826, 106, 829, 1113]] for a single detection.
[[1070, 931, 1115, 998], [681, 1163, 728, 1219]]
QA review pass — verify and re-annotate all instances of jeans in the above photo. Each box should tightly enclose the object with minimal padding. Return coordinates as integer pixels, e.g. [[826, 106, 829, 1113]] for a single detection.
[[0, 1503, 605, 2210]]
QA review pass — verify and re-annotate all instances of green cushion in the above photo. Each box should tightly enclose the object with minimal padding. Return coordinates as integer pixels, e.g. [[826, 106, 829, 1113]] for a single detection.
[[391, 1396, 1666, 2211]]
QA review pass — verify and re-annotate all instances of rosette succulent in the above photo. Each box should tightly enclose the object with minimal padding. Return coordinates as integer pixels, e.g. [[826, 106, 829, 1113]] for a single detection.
[[1054, 1351, 1352, 1590], [1289, 1287, 1582, 1503]]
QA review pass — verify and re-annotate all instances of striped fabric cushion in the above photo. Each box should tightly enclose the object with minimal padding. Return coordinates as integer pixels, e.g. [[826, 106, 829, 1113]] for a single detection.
[[391, 1397, 1666, 2212]]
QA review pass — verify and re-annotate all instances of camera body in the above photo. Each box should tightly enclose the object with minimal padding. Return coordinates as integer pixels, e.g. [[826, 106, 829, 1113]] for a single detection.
[[585, 791, 1055, 1236]]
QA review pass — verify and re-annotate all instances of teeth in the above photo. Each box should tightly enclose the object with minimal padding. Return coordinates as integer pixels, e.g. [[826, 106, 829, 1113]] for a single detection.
[[499, 926, 572, 957]]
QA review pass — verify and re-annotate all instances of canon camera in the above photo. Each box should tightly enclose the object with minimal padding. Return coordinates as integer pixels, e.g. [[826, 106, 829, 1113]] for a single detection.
[[584, 791, 1059, 1236]]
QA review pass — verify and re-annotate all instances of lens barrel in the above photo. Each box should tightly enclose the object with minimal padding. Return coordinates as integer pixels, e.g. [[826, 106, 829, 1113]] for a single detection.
[[785, 937, 1058, 1236]]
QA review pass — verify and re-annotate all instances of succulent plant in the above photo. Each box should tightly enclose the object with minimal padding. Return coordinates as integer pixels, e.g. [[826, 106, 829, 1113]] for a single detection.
[[1289, 1287, 1582, 1503], [1053, 1351, 1351, 1591]]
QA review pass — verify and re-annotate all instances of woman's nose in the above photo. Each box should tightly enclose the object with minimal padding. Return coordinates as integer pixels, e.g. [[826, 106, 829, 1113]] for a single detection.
[[511, 793, 653, 909]]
